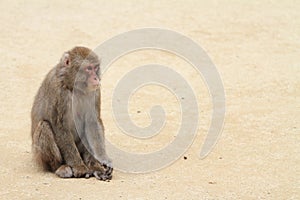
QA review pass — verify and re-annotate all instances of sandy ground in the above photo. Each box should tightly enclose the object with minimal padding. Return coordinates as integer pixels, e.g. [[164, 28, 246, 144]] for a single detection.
[[0, 0, 299, 199]]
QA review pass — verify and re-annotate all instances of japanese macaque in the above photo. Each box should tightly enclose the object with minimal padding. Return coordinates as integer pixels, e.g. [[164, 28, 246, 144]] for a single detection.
[[31, 46, 112, 181]]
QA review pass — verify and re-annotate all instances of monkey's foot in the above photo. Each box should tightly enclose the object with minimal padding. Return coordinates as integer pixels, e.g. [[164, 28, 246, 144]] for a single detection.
[[72, 165, 91, 178], [55, 165, 73, 178]]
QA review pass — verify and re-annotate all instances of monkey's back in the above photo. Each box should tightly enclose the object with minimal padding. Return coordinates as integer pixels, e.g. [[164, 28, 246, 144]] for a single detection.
[[31, 66, 64, 138]]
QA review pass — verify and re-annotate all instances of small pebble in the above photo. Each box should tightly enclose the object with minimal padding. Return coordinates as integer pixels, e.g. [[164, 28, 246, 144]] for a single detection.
[[208, 181, 216, 184]]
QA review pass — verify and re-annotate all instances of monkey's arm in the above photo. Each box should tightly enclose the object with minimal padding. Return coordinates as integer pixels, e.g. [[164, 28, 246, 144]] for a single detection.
[[84, 118, 109, 162], [84, 117, 113, 180], [91, 90, 111, 162]]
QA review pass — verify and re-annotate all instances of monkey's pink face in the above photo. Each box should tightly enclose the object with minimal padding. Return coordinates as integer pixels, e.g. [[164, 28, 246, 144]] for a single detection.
[[85, 64, 100, 91]]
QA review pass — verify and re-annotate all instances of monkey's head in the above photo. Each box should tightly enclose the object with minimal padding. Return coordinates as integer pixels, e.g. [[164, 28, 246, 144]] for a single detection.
[[59, 46, 101, 92]]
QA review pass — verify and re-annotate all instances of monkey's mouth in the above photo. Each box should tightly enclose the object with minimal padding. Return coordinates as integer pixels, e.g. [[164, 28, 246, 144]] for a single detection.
[[89, 84, 99, 91]]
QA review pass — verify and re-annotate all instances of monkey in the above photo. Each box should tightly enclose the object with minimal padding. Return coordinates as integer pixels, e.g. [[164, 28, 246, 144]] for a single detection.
[[31, 46, 113, 181]]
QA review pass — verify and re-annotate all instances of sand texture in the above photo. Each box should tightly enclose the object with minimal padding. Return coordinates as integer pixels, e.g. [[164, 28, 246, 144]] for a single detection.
[[0, 1, 299, 199]]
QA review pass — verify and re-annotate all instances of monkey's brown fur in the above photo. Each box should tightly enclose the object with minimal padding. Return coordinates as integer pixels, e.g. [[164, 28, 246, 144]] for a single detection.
[[31, 46, 112, 181]]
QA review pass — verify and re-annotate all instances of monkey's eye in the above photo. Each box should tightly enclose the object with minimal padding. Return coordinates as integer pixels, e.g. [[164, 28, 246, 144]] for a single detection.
[[87, 66, 92, 71]]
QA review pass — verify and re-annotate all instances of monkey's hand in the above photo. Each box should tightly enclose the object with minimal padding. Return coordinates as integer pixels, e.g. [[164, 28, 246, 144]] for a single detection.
[[72, 165, 92, 178], [88, 157, 113, 181], [93, 170, 112, 181], [98, 156, 113, 175], [98, 156, 113, 169]]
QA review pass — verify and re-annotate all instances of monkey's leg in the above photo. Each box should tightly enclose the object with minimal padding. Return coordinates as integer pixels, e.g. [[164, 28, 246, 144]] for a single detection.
[[32, 121, 72, 178], [52, 125, 91, 178]]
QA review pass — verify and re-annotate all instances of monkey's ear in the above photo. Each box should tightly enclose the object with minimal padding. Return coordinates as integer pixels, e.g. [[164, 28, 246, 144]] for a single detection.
[[61, 52, 70, 67]]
